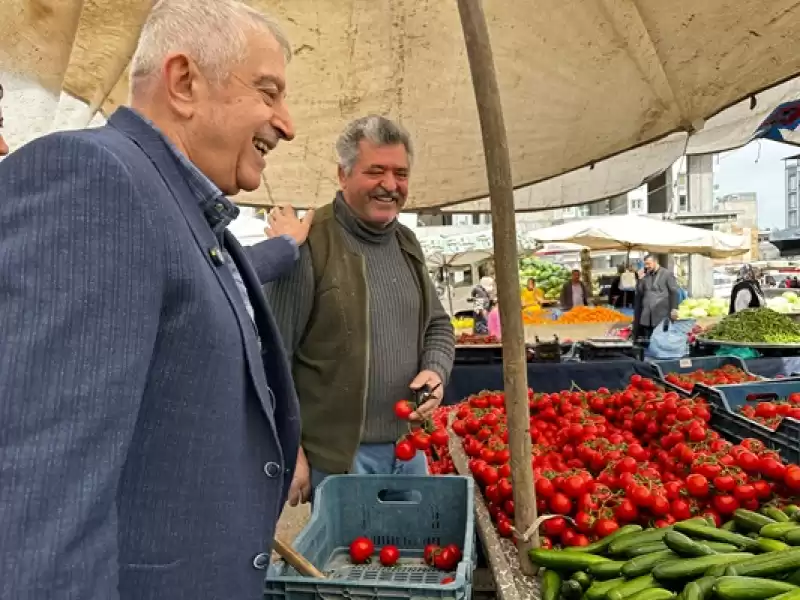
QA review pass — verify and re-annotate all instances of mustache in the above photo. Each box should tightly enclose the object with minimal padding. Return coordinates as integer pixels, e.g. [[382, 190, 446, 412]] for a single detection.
[[369, 186, 402, 202]]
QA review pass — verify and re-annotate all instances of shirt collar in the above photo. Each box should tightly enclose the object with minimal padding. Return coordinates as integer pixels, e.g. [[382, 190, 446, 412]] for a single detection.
[[130, 109, 240, 238]]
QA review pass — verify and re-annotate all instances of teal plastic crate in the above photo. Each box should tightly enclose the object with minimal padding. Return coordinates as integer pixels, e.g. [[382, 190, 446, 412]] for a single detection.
[[265, 475, 475, 600], [647, 355, 759, 393]]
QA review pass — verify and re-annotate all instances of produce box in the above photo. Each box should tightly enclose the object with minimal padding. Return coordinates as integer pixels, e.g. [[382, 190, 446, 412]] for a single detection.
[[647, 356, 761, 394], [265, 475, 475, 600], [695, 378, 800, 464]]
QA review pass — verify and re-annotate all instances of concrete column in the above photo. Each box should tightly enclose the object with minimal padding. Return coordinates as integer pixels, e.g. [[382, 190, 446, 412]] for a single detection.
[[687, 155, 715, 298]]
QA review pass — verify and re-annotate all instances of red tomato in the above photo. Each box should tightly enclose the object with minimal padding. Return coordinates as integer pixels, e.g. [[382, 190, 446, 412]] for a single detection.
[[411, 431, 431, 451], [785, 466, 800, 492], [671, 498, 692, 521], [349, 537, 374, 564], [563, 475, 587, 499], [650, 495, 671, 517], [615, 498, 638, 522], [594, 518, 619, 538], [712, 494, 740, 516], [535, 478, 555, 498], [713, 475, 736, 493], [686, 474, 710, 498], [549, 493, 573, 515], [542, 516, 567, 537], [434, 547, 459, 570], [424, 544, 439, 565], [379, 545, 400, 566], [753, 479, 773, 500], [496, 519, 514, 538], [441, 577, 455, 585], [429, 428, 449, 447], [394, 400, 414, 420], [395, 439, 416, 461], [733, 484, 756, 502]]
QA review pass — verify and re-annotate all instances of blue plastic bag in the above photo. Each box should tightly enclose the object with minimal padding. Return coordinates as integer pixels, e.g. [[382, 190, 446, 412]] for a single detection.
[[646, 318, 696, 359]]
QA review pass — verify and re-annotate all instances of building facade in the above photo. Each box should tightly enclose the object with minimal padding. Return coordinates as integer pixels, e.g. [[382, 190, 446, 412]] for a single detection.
[[786, 155, 799, 229]]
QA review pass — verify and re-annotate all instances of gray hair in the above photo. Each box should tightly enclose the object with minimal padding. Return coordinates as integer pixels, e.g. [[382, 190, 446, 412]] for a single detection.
[[335, 115, 414, 175], [130, 0, 291, 92]]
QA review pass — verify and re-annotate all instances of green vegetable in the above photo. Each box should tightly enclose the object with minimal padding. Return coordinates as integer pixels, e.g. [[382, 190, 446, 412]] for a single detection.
[[626, 589, 675, 600], [664, 531, 717, 557], [770, 591, 800, 600], [571, 571, 593, 589], [622, 551, 679, 578], [682, 576, 717, 600], [541, 569, 563, 600], [756, 537, 790, 552], [785, 529, 800, 546], [786, 505, 800, 519], [566, 524, 644, 554], [724, 549, 800, 577], [607, 575, 657, 600], [722, 520, 739, 532], [760, 522, 799, 539], [734, 509, 776, 532], [674, 521, 761, 550], [705, 542, 740, 553], [764, 507, 792, 523], [625, 542, 670, 557], [588, 560, 626, 579], [528, 548, 609, 571], [705, 308, 800, 344], [560, 579, 583, 600], [652, 553, 753, 581], [586, 577, 626, 600], [713, 576, 797, 600], [610, 530, 670, 556]]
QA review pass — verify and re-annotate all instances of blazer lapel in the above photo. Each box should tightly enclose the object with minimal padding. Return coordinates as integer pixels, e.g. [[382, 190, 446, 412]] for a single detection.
[[107, 108, 278, 430]]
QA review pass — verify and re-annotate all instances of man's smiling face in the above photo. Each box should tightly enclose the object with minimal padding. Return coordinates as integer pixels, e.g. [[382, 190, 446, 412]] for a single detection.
[[0, 83, 8, 156]]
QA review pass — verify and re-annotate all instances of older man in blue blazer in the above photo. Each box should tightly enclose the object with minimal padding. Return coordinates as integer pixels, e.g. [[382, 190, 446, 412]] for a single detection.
[[0, 1, 306, 599]]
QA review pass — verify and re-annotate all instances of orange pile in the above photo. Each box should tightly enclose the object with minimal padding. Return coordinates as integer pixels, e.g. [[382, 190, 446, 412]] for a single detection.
[[522, 311, 553, 325], [555, 306, 632, 324]]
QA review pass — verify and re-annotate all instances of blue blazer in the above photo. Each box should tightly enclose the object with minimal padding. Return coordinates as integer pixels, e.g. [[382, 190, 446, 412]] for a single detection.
[[0, 107, 301, 600]]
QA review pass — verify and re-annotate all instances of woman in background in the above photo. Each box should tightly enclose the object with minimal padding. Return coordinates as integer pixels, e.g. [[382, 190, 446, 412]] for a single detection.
[[521, 277, 545, 312], [729, 264, 765, 314], [471, 276, 495, 334]]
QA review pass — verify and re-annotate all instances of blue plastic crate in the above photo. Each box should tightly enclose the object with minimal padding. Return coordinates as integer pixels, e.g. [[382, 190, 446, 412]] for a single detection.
[[265, 475, 475, 600], [695, 378, 800, 464], [647, 355, 760, 393]]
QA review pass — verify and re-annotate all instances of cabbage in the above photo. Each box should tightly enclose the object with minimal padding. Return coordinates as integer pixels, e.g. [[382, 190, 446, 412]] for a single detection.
[[681, 298, 699, 310], [783, 292, 799, 303], [690, 307, 709, 318]]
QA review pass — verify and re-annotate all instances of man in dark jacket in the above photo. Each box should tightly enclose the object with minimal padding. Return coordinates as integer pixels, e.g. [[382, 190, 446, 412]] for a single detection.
[[560, 269, 590, 310], [633, 254, 679, 340]]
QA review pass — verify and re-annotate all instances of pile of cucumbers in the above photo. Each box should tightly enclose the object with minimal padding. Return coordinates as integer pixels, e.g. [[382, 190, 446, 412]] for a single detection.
[[532, 508, 800, 600]]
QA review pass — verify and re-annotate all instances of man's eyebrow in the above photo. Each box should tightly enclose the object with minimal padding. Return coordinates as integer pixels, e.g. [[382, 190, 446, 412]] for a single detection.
[[253, 74, 285, 92]]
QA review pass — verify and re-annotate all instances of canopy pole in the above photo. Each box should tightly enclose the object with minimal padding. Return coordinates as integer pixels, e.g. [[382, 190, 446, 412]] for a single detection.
[[455, 0, 538, 575]]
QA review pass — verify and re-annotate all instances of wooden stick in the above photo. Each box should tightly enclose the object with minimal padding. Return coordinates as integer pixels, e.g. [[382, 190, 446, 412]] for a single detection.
[[272, 538, 327, 578], [454, 0, 538, 576]]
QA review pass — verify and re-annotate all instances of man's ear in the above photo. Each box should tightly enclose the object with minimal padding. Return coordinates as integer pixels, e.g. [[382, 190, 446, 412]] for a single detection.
[[162, 52, 200, 118], [337, 165, 347, 189]]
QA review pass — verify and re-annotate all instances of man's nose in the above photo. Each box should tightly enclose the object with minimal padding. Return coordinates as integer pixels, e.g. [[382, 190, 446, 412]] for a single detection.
[[0, 134, 8, 157], [272, 104, 295, 142], [381, 172, 398, 191]]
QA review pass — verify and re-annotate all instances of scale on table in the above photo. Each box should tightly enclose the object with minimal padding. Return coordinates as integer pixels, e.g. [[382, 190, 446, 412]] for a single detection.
[[579, 337, 643, 361], [530, 335, 562, 363]]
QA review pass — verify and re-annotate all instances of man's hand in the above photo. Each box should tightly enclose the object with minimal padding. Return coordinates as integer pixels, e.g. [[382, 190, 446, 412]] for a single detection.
[[670, 309, 679, 321], [408, 369, 443, 421], [266, 205, 315, 246], [287, 447, 311, 506]]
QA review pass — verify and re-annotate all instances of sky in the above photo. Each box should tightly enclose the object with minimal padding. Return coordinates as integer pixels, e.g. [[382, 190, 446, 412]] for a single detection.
[[714, 139, 797, 231]]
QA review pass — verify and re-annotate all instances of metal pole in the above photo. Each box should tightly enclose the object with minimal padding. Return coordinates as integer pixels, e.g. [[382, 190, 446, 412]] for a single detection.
[[455, 0, 538, 575]]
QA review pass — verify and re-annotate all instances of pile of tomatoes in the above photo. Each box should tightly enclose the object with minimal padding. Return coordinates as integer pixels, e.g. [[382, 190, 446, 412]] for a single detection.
[[738, 392, 800, 431], [446, 374, 800, 548], [347, 535, 462, 580], [392, 400, 450, 461], [662, 365, 760, 392]]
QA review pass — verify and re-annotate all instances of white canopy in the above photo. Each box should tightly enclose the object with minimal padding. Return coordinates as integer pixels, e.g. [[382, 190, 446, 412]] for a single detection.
[[2, 0, 799, 212], [528, 215, 749, 258], [425, 250, 493, 269]]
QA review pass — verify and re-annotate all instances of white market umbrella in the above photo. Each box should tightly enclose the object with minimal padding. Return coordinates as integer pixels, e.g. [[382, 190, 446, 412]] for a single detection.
[[530, 214, 749, 258]]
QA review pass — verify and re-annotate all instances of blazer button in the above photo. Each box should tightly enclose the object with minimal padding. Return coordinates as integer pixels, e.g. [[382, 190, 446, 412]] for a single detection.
[[263, 461, 281, 477], [253, 553, 270, 570]]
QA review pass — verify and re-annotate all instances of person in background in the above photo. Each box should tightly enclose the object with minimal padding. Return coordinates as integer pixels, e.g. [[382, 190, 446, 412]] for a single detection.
[[608, 264, 635, 309], [521, 277, 545, 311], [472, 276, 495, 334], [0, 82, 8, 156], [265, 115, 455, 506], [560, 269, 590, 310], [633, 254, 679, 340], [0, 2, 301, 598], [730, 264, 766, 314], [487, 300, 502, 339]]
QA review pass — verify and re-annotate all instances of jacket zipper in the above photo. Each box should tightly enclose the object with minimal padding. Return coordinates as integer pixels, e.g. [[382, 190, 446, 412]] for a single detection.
[[355, 254, 370, 451]]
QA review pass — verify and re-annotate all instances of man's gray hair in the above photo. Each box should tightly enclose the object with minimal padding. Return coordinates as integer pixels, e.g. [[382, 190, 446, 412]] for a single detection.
[[335, 115, 414, 175], [130, 0, 291, 92]]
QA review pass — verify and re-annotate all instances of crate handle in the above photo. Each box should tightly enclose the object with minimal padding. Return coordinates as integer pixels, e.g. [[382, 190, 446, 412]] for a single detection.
[[745, 393, 779, 402], [377, 489, 422, 504]]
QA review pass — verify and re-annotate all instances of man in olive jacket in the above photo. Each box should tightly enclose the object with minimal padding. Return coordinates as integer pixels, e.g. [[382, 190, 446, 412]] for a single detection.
[[265, 116, 455, 504]]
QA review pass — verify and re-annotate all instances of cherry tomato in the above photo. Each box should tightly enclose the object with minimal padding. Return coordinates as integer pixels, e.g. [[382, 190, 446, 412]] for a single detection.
[[395, 439, 416, 461], [430, 428, 449, 447], [349, 537, 374, 564], [379, 545, 400, 566], [686, 474, 710, 498], [394, 400, 414, 420], [424, 543, 439, 565], [594, 518, 619, 538]]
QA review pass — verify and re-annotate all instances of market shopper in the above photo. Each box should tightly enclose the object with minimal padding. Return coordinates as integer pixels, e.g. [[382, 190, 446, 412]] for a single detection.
[[265, 115, 455, 505], [730, 264, 766, 314], [472, 276, 496, 334], [0, 2, 302, 599], [633, 254, 680, 340], [521, 277, 545, 311], [560, 269, 591, 310]]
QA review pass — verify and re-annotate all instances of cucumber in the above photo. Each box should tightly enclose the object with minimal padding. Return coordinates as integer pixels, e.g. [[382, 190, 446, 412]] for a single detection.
[[586, 577, 626, 600], [705, 542, 740, 553], [560, 579, 582, 600], [771, 592, 800, 600], [565, 524, 644, 554], [713, 576, 797, 600], [673, 521, 761, 550], [607, 574, 657, 600], [625, 542, 670, 557], [610, 529, 670, 556], [542, 569, 563, 600], [682, 576, 717, 600], [760, 522, 800, 539], [764, 507, 792, 523], [589, 560, 626, 579], [721, 521, 739, 532], [652, 553, 753, 581], [724, 548, 800, 577], [622, 551, 679, 578], [788, 568, 800, 586], [785, 505, 800, 519], [706, 564, 729, 577], [664, 531, 717, 557], [627, 589, 675, 600], [529, 548, 610, 571], [756, 537, 791, 552], [571, 571, 593, 589], [734, 509, 776, 532], [785, 530, 800, 546]]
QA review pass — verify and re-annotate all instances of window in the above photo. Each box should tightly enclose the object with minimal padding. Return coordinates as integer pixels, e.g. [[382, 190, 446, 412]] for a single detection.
[[630, 198, 642, 211], [577, 205, 590, 217], [679, 194, 688, 211], [790, 193, 798, 209], [790, 173, 798, 191], [790, 210, 798, 228]]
